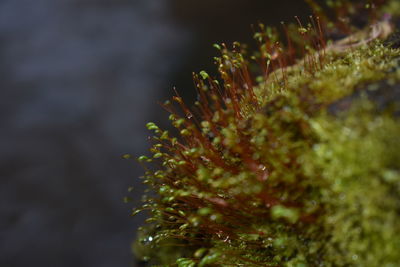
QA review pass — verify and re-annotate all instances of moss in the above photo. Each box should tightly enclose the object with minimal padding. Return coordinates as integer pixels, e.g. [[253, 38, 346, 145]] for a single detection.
[[307, 102, 400, 266], [257, 43, 400, 107], [133, 1, 400, 266]]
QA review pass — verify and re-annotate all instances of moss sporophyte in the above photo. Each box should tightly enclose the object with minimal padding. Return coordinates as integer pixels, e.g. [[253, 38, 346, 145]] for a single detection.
[[130, 1, 400, 266]]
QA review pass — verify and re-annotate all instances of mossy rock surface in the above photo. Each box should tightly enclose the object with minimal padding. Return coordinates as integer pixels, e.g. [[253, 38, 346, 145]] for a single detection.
[[134, 2, 400, 266]]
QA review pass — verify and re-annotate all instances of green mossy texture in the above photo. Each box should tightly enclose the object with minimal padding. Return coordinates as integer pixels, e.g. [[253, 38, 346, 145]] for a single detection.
[[309, 106, 400, 266], [133, 1, 400, 266]]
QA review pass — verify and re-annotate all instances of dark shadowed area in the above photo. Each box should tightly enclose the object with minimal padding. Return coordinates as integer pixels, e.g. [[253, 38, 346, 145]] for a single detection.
[[0, 1, 310, 266]]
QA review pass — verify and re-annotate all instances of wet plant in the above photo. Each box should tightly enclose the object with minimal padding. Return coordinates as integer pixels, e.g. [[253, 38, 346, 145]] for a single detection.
[[130, 0, 400, 266]]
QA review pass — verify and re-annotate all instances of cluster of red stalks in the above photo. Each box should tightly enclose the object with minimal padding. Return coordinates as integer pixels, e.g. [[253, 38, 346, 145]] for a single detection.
[[137, 0, 389, 258]]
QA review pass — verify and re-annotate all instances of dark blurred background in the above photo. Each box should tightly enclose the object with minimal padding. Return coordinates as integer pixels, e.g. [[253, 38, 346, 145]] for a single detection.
[[0, 1, 311, 266]]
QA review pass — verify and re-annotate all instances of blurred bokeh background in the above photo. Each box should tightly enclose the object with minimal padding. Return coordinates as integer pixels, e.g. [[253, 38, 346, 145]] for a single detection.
[[0, 0, 311, 266]]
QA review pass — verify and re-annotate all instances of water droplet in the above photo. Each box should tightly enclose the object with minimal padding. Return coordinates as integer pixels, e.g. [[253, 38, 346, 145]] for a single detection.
[[223, 236, 230, 243]]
